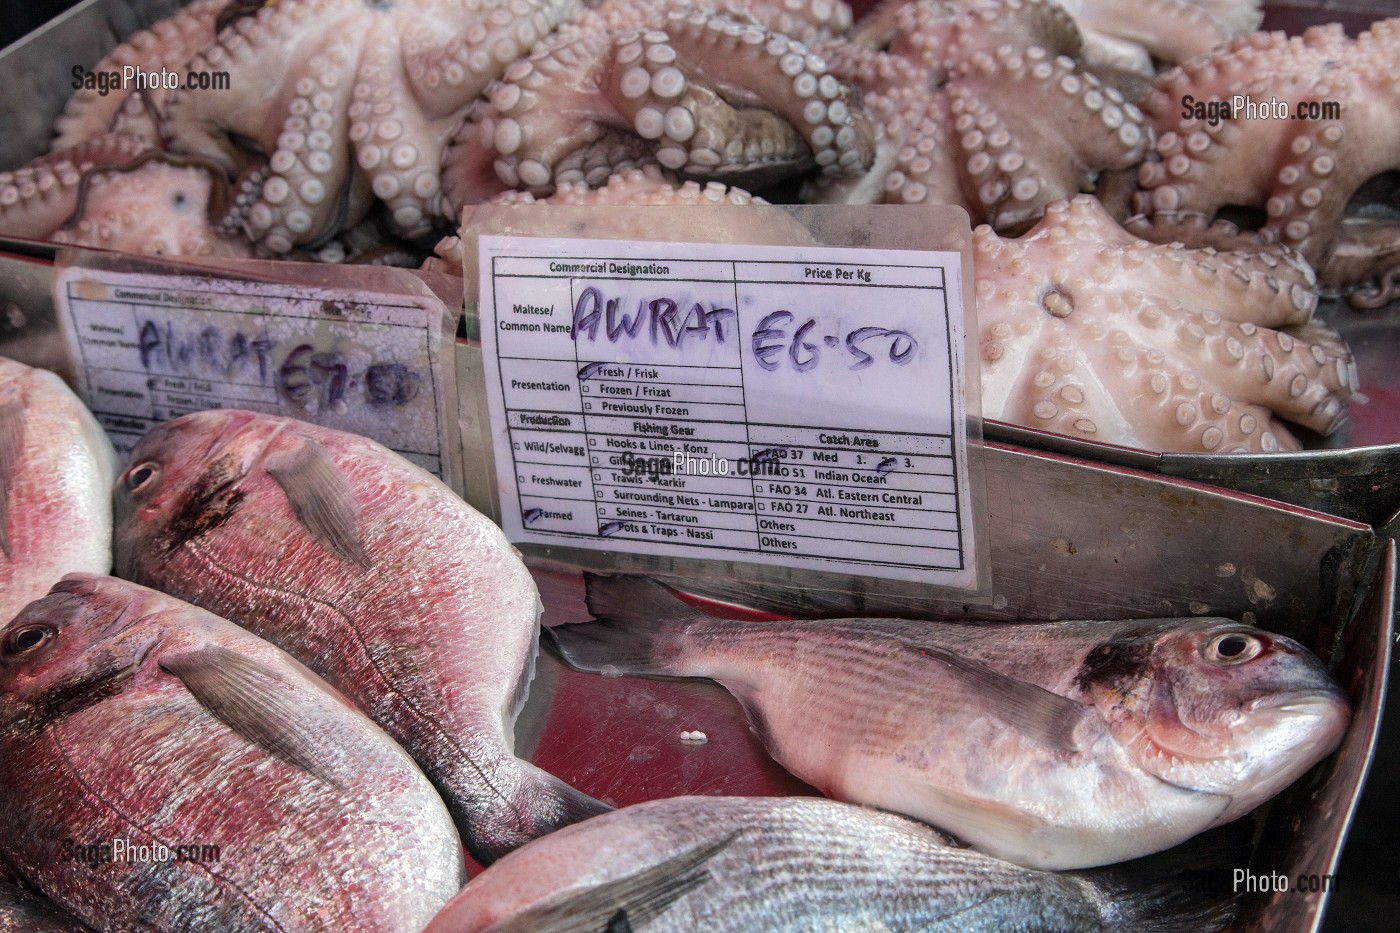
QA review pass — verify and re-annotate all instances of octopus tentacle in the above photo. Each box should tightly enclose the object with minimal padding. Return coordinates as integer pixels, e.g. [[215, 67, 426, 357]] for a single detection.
[[51, 0, 227, 150], [1132, 19, 1400, 301], [475, 33, 618, 193], [352, 24, 450, 240], [650, 13, 872, 176], [553, 134, 656, 188], [427, 164, 772, 273], [975, 195, 1357, 453], [0, 133, 153, 241], [893, 0, 1084, 72], [713, 0, 855, 47], [53, 152, 254, 259], [397, 0, 582, 117], [450, 10, 871, 203], [494, 162, 768, 204], [164, 0, 366, 253], [950, 46, 1148, 231], [363, 0, 584, 234]]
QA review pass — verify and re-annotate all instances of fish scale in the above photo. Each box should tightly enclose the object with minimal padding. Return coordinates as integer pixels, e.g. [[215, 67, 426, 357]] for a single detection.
[[549, 573, 1350, 870]]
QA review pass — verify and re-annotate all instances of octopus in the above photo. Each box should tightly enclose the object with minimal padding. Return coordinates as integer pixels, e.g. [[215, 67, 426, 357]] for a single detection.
[[977, 195, 1358, 453], [438, 0, 874, 210], [0, 134, 251, 259], [160, 0, 585, 254], [1129, 19, 1400, 307], [8, 0, 874, 260], [855, 0, 1260, 91], [808, 0, 1151, 235]]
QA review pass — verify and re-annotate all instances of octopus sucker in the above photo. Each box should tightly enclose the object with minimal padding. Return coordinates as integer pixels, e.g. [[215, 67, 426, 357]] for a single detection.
[[1132, 17, 1400, 305], [977, 195, 1355, 453]]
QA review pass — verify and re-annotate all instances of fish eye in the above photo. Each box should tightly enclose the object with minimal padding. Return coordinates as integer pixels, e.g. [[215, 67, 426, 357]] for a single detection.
[[2, 624, 55, 656], [124, 462, 160, 492], [1203, 632, 1263, 665]]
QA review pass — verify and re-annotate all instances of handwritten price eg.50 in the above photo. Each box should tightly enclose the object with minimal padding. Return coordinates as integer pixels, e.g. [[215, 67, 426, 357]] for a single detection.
[[750, 311, 918, 373]]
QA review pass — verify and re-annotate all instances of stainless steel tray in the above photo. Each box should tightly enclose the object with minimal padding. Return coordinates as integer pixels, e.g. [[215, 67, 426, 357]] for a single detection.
[[518, 446, 1394, 933]]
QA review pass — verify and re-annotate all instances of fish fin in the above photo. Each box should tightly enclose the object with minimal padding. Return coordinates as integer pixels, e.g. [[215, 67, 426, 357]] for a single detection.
[[488, 832, 736, 933], [263, 439, 369, 568], [583, 573, 711, 631], [159, 646, 343, 789], [508, 591, 543, 725], [543, 574, 705, 677], [0, 398, 25, 560], [656, 575, 929, 618], [469, 761, 614, 866], [1073, 820, 1253, 933], [908, 781, 1045, 848], [908, 644, 1089, 752]]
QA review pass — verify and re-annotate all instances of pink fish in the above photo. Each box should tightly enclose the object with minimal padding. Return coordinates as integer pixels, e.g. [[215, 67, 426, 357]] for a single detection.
[[551, 575, 1352, 869], [113, 410, 608, 864], [0, 357, 114, 624], [0, 575, 463, 931]]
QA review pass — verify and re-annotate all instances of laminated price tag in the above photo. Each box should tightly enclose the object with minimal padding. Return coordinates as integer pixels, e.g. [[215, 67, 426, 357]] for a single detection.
[[55, 265, 455, 478], [478, 235, 978, 588]]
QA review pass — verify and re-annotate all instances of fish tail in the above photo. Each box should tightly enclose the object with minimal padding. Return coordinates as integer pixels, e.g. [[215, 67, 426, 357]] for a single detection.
[[545, 574, 708, 678], [1076, 820, 1252, 932], [468, 760, 614, 866]]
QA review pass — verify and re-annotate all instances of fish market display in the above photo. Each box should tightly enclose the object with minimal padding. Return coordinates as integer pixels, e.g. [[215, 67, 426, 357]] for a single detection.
[[113, 409, 609, 864], [422, 795, 1243, 932], [0, 574, 464, 932], [4, 1, 1395, 454], [0, 881, 90, 933], [551, 574, 1351, 869], [0, 356, 116, 625]]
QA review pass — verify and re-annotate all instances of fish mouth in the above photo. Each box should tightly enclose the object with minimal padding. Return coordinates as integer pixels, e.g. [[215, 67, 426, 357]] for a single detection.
[[1245, 686, 1351, 719]]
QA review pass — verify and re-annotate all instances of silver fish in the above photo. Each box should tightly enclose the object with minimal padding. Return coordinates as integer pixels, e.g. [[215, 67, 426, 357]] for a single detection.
[[0, 574, 464, 931], [113, 410, 609, 864], [550, 574, 1351, 870], [0, 881, 90, 933], [0, 357, 115, 623], [421, 795, 1244, 933]]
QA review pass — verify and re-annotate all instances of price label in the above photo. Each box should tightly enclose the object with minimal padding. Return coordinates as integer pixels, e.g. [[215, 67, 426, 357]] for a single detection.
[[479, 236, 977, 587], [56, 267, 452, 475]]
